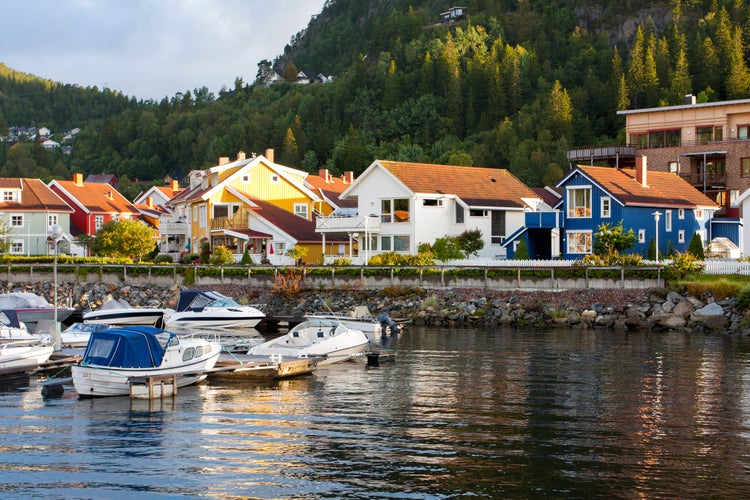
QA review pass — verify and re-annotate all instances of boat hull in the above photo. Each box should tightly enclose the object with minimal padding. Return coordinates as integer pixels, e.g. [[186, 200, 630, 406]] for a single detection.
[[83, 310, 166, 327], [165, 313, 262, 329], [0, 344, 54, 369]]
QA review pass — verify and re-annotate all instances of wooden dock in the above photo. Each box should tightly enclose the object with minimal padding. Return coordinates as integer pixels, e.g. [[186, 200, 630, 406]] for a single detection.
[[129, 375, 178, 399]]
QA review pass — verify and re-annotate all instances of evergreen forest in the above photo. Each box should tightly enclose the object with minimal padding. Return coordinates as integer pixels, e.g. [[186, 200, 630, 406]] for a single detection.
[[2, 0, 750, 196]]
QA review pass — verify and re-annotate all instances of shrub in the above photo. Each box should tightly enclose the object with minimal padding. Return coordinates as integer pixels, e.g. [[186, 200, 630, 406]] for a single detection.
[[273, 267, 305, 298], [181, 253, 199, 265], [240, 250, 253, 266], [432, 236, 464, 261], [737, 284, 750, 310], [154, 254, 173, 264], [687, 233, 705, 259], [684, 279, 741, 300], [209, 245, 235, 266], [514, 238, 530, 260], [664, 251, 703, 282]]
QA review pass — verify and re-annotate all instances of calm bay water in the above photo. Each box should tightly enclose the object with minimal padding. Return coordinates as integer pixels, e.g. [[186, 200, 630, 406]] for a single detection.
[[2, 327, 750, 498]]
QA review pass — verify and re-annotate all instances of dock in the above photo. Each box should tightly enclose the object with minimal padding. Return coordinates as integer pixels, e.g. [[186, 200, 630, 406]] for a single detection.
[[129, 375, 178, 399]]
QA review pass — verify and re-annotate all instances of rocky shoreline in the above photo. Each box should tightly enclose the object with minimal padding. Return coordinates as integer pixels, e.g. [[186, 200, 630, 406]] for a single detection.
[[2, 280, 746, 335]]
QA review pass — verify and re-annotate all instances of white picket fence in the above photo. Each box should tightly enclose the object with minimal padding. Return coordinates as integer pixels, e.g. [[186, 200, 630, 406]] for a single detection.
[[701, 260, 750, 275]]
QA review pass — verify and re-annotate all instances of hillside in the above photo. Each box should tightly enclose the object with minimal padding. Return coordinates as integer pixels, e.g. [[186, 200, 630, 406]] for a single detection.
[[2, 0, 750, 191]]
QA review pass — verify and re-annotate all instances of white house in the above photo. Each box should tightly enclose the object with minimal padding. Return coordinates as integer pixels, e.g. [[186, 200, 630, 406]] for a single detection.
[[316, 160, 543, 263]]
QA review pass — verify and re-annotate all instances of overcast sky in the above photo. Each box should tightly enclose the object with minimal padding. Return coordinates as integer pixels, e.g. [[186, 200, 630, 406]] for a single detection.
[[0, 0, 326, 101]]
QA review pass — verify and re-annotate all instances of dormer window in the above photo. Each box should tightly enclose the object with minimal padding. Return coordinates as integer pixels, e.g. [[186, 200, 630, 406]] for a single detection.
[[294, 203, 309, 219], [2, 190, 18, 202]]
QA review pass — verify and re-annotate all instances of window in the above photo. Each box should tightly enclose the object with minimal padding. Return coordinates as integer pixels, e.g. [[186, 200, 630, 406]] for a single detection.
[[678, 230, 685, 243], [491, 211, 506, 244], [275, 242, 286, 254], [666, 129, 681, 146], [665, 210, 672, 232], [213, 204, 239, 218], [455, 204, 464, 224], [182, 347, 195, 362], [567, 186, 591, 218], [394, 235, 410, 252], [601, 197, 611, 218], [270, 174, 280, 184], [714, 126, 723, 142], [678, 208, 684, 219], [241, 174, 251, 184], [742, 158, 750, 177], [380, 235, 392, 251], [567, 231, 592, 254], [95, 215, 104, 231], [381, 198, 410, 223], [649, 130, 665, 148], [48, 214, 58, 227], [469, 209, 487, 217], [422, 199, 442, 206], [739, 125, 749, 140], [638, 229, 646, 243], [695, 209, 704, 219], [11, 215, 23, 227], [193, 206, 198, 221], [669, 161, 678, 173], [2, 191, 17, 201], [634, 133, 648, 148], [10, 241, 23, 254], [199, 205, 207, 228], [294, 203, 308, 219], [696, 126, 714, 144]]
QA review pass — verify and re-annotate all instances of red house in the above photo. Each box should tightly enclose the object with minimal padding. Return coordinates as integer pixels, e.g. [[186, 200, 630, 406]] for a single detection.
[[48, 173, 139, 240]]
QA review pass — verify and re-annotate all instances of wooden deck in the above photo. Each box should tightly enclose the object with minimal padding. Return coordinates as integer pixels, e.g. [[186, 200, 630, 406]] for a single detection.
[[209, 354, 317, 380]]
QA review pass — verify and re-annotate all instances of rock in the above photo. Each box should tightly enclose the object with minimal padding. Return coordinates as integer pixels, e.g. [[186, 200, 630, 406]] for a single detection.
[[672, 300, 695, 318], [659, 315, 687, 329]]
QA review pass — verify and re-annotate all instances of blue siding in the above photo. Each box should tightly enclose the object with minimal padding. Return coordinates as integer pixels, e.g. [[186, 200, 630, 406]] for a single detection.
[[711, 219, 742, 247]]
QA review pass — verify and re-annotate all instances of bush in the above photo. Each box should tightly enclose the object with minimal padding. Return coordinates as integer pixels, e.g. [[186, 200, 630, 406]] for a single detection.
[[181, 253, 199, 265], [664, 251, 703, 282], [209, 245, 235, 266], [514, 238, 530, 260], [240, 250, 253, 266], [687, 233, 705, 259], [737, 284, 750, 310], [154, 254, 173, 264]]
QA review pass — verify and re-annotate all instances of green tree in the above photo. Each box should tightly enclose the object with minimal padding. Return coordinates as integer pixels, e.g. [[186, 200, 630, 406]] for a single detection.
[[431, 236, 464, 261], [687, 232, 705, 259], [513, 238, 530, 260], [209, 245, 235, 266], [456, 229, 484, 257], [90, 219, 157, 261], [593, 221, 637, 258]]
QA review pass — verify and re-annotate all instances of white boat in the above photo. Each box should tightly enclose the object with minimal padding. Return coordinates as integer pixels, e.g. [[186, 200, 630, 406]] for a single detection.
[[248, 318, 370, 366], [0, 342, 54, 370], [165, 290, 265, 329], [71, 326, 221, 398], [0, 292, 75, 328], [0, 311, 39, 342], [83, 298, 168, 327], [41, 322, 112, 349], [305, 307, 403, 336]]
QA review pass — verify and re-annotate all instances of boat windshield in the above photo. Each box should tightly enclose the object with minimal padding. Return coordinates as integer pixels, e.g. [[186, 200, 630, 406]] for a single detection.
[[208, 298, 241, 308]]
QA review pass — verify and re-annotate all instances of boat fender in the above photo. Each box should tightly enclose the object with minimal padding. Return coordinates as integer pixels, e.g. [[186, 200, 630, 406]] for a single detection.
[[41, 383, 64, 399]]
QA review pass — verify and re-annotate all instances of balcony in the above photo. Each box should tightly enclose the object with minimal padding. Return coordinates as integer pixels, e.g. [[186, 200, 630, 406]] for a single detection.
[[524, 211, 562, 229], [211, 210, 249, 230], [678, 171, 727, 190], [159, 220, 188, 236], [316, 214, 381, 233], [566, 145, 636, 163]]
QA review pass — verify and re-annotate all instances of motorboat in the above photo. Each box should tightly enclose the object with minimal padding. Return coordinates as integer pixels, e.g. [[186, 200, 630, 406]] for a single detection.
[[305, 306, 403, 337], [72, 326, 221, 398], [0, 311, 38, 342], [83, 298, 169, 327], [0, 292, 75, 328], [0, 341, 54, 370], [164, 290, 265, 329], [248, 318, 370, 366]]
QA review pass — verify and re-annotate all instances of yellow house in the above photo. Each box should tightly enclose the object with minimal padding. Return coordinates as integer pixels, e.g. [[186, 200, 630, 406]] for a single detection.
[[163, 150, 354, 264]]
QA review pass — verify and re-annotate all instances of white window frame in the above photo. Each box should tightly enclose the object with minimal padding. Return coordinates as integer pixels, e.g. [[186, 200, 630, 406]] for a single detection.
[[199, 205, 207, 228], [600, 197, 611, 218], [665, 210, 672, 232], [48, 214, 59, 227], [394, 235, 410, 252], [695, 209, 704, 219], [270, 174, 280, 184], [294, 203, 308, 219], [10, 240, 23, 254], [638, 229, 645, 243], [10, 215, 23, 227], [566, 230, 592, 254], [241, 174, 251, 184], [678, 230, 685, 243], [678, 208, 684, 219], [380, 235, 392, 251], [94, 215, 104, 231], [567, 186, 592, 218]]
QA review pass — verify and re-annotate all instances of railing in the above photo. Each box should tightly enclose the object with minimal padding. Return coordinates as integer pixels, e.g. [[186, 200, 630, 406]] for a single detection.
[[566, 145, 637, 161], [211, 214, 249, 230], [159, 221, 188, 236], [678, 171, 727, 188], [315, 215, 381, 232]]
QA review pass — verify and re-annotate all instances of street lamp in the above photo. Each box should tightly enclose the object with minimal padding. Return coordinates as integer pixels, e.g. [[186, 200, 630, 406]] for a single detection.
[[48, 223, 63, 351], [26, 219, 31, 257], [652, 211, 662, 265]]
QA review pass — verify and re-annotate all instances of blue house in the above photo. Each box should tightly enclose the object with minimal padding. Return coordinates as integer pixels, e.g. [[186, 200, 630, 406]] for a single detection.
[[510, 157, 724, 259]]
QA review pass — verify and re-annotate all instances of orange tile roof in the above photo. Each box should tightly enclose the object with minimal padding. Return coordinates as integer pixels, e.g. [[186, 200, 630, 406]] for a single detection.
[[0, 178, 72, 212], [305, 174, 357, 208], [578, 166, 718, 208], [379, 161, 538, 208], [54, 179, 138, 213]]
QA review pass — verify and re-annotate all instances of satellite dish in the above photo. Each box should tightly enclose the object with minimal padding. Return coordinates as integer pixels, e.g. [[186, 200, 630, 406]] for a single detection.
[[49, 224, 64, 240]]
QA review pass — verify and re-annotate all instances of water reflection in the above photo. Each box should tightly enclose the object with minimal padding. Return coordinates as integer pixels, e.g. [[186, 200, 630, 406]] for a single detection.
[[1, 327, 750, 497]]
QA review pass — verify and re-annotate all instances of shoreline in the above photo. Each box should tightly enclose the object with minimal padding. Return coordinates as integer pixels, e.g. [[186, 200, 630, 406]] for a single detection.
[[3, 280, 745, 335]]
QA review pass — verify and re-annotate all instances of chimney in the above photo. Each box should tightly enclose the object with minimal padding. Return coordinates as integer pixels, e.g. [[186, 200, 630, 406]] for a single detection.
[[343, 171, 354, 184], [237, 151, 246, 161], [318, 168, 330, 182], [635, 155, 648, 187], [146, 196, 153, 208], [265, 148, 274, 162], [684, 94, 696, 105], [171, 179, 179, 191], [73, 173, 84, 186], [218, 156, 230, 165]]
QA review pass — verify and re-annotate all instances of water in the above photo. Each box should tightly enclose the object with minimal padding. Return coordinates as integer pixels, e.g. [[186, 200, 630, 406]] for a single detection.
[[2, 327, 750, 498]]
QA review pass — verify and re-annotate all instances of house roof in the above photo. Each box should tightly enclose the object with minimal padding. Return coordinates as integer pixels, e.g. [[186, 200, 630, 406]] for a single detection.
[[304, 174, 357, 209], [531, 187, 561, 207], [85, 173, 118, 186], [572, 165, 718, 208], [376, 161, 539, 209], [0, 178, 72, 212], [244, 195, 347, 243], [51, 179, 138, 214]]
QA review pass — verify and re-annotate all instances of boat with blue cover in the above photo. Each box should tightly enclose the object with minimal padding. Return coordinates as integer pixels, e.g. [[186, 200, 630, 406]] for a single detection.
[[71, 325, 220, 397]]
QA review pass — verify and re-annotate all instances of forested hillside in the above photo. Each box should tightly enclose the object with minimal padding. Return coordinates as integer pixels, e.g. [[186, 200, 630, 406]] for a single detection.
[[2, 0, 750, 191]]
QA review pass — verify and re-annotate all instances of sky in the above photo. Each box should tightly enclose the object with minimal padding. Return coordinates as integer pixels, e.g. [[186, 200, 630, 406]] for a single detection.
[[0, 0, 326, 101]]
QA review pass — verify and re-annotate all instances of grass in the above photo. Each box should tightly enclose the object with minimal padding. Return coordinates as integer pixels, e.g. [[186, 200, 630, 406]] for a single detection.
[[676, 274, 750, 300]]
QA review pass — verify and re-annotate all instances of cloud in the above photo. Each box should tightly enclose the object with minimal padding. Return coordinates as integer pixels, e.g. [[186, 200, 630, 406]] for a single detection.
[[0, 0, 324, 100]]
